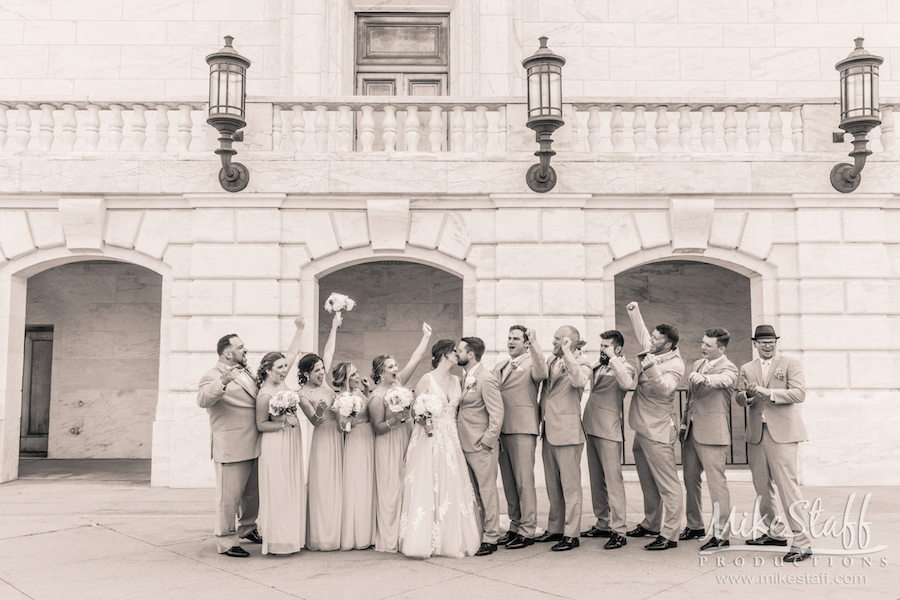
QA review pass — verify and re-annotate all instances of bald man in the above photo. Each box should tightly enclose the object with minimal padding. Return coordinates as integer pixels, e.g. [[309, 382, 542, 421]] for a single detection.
[[535, 326, 592, 552]]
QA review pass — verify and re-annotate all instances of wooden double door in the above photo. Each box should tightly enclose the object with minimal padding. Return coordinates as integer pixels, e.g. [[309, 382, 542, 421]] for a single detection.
[[20, 327, 53, 455]]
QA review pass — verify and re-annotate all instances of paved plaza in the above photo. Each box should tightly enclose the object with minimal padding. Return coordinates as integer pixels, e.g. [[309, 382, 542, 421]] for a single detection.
[[0, 460, 896, 600]]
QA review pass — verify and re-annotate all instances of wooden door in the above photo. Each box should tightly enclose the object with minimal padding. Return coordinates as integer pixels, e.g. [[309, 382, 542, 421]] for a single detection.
[[20, 328, 53, 455]]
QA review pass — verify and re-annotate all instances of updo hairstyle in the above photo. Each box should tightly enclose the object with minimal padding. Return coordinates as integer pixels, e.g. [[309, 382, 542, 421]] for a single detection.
[[297, 353, 323, 387], [371, 354, 391, 384], [430, 339, 457, 369], [255, 352, 285, 389]]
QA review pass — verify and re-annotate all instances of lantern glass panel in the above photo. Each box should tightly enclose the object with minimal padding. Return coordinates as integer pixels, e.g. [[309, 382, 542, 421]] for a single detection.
[[527, 69, 539, 116], [540, 69, 550, 112], [549, 68, 561, 113]]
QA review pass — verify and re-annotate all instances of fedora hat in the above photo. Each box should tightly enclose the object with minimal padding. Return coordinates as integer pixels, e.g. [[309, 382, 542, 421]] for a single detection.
[[752, 324, 779, 340]]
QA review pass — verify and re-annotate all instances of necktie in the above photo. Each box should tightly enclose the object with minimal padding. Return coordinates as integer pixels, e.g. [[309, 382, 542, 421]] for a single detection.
[[761, 360, 770, 381]]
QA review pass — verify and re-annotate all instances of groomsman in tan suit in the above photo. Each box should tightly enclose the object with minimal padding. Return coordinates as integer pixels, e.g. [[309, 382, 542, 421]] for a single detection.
[[679, 327, 738, 550], [581, 330, 635, 550], [493, 325, 547, 549], [736, 325, 812, 563], [456, 337, 505, 556], [198, 334, 263, 557], [624, 302, 685, 550], [535, 326, 593, 552]]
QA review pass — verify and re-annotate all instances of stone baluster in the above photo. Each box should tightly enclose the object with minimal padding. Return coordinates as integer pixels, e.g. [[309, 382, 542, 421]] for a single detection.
[[768, 106, 783, 152], [610, 105, 624, 151], [132, 104, 147, 151], [314, 105, 328, 152], [700, 105, 715, 152], [154, 104, 169, 152], [654, 106, 669, 152], [474, 105, 488, 152], [498, 105, 507, 151], [451, 106, 465, 152], [290, 105, 304, 151], [677, 105, 691, 152], [0, 105, 7, 152], [337, 105, 352, 152], [107, 104, 124, 151], [382, 105, 398, 153], [723, 106, 737, 151], [429, 106, 443, 152], [633, 105, 647, 151], [790, 106, 802, 152], [587, 106, 601, 153], [272, 105, 282, 151], [745, 106, 760, 152], [405, 105, 420, 152], [177, 105, 193, 152], [85, 104, 101, 151], [359, 105, 375, 152], [39, 103, 56, 152], [15, 104, 32, 152], [881, 105, 895, 152], [571, 110, 583, 152], [62, 103, 78, 151]]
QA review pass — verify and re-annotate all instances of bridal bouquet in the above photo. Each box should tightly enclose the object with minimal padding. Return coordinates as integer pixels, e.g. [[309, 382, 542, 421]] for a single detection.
[[384, 386, 414, 413], [332, 390, 365, 432], [324, 292, 356, 314], [268, 390, 299, 417], [413, 393, 443, 437]]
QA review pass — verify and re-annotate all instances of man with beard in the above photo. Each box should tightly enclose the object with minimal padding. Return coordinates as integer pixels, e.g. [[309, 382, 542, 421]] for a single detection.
[[198, 334, 263, 557], [493, 325, 546, 549]]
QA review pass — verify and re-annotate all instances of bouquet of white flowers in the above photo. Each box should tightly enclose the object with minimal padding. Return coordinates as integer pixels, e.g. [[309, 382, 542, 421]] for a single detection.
[[268, 390, 299, 417], [324, 292, 356, 314], [384, 385, 414, 414], [332, 391, 365, 432], [413, 393, 443, 437]]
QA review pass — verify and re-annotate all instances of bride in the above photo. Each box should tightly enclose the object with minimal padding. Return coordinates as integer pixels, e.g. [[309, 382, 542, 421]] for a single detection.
[[399, 339, 481, 559]]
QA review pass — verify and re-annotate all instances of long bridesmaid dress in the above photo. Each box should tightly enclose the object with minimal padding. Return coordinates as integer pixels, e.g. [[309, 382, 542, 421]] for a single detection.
[[303, 384, 343, 551], [340, 399, 376, 550], [258, 383, 306, 555], [372, 394, 412, 553]]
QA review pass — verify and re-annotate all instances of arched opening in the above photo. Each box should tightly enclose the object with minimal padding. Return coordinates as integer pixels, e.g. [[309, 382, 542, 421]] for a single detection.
[[15, 260, 162, 482], [614, 259, 753, 467]]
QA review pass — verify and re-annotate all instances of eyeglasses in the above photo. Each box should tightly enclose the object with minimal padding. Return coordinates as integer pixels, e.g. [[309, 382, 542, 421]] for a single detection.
[[756, 341, 777, 347]]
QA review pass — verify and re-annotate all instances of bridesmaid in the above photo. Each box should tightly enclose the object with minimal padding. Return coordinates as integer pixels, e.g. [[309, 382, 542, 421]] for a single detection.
[[298, 314, 341, 551], [255, 317, 307, 556], [368, 322, 433, 553]]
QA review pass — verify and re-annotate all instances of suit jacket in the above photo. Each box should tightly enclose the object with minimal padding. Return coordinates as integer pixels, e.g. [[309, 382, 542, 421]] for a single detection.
[[540, 351, 592, 446], [457, 363, 505, 453], [735, 355, 807, 444], [197, 362, 261, 463], [492, 353, 541, 435], [582, 358, 635, 442], [681, 356, 738, 446]]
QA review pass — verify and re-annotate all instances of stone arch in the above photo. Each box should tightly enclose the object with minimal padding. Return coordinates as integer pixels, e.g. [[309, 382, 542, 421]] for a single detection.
[[0, 245, 174, 484]]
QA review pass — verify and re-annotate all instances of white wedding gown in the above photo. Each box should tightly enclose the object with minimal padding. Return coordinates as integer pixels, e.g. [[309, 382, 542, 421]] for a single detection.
[[398, 373, 482, 558]]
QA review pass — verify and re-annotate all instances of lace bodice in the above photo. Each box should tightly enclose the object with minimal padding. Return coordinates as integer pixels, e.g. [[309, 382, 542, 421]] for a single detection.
[[299, 383, 337, 424], [424, 373, 460, 425]]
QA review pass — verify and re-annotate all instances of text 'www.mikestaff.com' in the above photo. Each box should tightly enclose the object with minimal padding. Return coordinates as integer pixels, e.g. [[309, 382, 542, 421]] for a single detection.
[[715, 573, 868, 585]]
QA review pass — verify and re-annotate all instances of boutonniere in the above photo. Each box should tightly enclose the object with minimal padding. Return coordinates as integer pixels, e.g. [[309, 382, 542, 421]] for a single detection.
[[774, 368, 786, 381], [464, 374, 477, 392]]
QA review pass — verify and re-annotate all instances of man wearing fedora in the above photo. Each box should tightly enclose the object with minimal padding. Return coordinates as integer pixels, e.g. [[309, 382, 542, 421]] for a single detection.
[[735, 325, 812, 563]]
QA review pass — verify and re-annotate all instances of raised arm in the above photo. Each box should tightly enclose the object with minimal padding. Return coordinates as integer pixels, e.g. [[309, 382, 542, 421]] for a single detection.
[[526, 327, 548, 381], [397, 322, 433, 386], [642, 360, 685, 397], [321, 312, 342, 377], [626, 302, 652, 353], [560, 339, 591, 390], [283, 317, 306, 370], [197, 365, 240, 408], [608, 357, 636, 390]]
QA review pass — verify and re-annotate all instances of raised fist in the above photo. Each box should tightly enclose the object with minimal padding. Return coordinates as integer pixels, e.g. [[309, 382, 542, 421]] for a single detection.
[[626, 302, 638, 312], [422, 322, 433, 337]]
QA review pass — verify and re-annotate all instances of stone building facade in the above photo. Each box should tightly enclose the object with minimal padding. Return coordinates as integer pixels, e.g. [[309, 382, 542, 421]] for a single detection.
[[0, 0, 898, 487]]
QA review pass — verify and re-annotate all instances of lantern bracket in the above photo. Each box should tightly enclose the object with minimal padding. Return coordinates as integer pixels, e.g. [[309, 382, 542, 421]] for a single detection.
[[526, 120, 562, 193], [830, 135, 871, 193]]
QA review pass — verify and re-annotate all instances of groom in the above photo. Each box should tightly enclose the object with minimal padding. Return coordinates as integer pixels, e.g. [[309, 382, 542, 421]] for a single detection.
[[456, 337, 505, 556]]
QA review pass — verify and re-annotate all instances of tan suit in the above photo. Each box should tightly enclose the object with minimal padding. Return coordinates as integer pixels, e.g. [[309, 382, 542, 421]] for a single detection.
[[458, 363, 505, 544], [493, 353, 543, 538], [736, 355, 810, 546], [540, 350, 592, 538], [681, 356, 738, 538], [627, 308, 685, 542], [198, 362, 261, 553], [583, 358, 634, 535]]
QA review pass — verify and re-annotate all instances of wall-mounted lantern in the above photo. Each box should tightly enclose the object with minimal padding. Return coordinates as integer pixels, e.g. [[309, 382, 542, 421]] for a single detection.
[[522, 37, 565, 193], [206, 36, 251, 193]]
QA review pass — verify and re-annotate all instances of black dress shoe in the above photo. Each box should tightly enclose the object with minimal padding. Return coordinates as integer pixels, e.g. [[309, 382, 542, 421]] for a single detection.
[[241, 529, 263, 544], [551, 536, 580, 551], [534, 531, 564, 543], [497, 531, 517, 546], [223, 546, 250, 557], [626, 524, 660, 538], [678, 527, 705, 541], [580, 526, 612, 538], [505, 534, 535, 549], [746, 534, 787, 546], [783, 546, 812, 563], [700, 537, 730, 551], [644, 535, 677, 550], [604, 533, 627, 549], [475, 542, 497, 556]]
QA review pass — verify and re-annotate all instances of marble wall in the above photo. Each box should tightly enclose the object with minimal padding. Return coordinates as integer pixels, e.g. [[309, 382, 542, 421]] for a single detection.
[[24, 261, 162, 459]]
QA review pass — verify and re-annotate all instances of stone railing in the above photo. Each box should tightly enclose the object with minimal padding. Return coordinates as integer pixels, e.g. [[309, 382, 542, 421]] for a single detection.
[[0, 96, 895, 156]]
